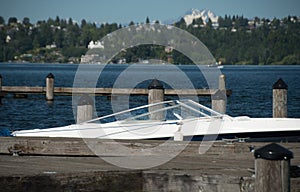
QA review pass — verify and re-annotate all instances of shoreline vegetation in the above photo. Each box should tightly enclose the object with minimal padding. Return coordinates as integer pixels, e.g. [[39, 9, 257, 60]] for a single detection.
[[0, 15, 299, 65]]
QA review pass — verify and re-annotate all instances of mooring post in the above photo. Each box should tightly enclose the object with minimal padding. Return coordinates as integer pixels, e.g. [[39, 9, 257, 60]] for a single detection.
[[273, 78, 288, 118], [219, 74, 226, 91], [212, 90, 226, 114], [0, 74, 2, 105], [77, 94, 94, 123], [148, 79, 165, 120], [46, 73, 55, 101], [254, 143, 293, 192], [0, 74, 2, 91], [174, 122, 184, 141], [211, 74, 226, 114]]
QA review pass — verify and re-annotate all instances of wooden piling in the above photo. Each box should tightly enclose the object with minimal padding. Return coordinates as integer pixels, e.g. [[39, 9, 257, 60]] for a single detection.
[[0, 74, 2, 91], [254, 143, 293, 192], [46, 73, 55, 101], [77, 94, 94, 123], [148, 79, 165, 120], [212, 90, 226, 114], [0, 74, 2, 105], [174, 122, 184, 141], [211, 74, 227, 114], [219, 74, 226, 91], [273, 78, 288, 118]]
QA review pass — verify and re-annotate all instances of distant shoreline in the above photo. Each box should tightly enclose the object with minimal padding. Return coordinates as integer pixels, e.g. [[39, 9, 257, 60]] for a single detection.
[[1, 62, 299, 66], [0, 15, 299, 65]]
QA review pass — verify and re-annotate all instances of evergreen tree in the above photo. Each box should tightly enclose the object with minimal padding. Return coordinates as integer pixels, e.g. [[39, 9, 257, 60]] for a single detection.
[[55, 16, 60, 24], [146, 17, 150, 24], [22, 17, 31, 26], [206, 18, 213, 29], [8, 17, 17, 25], [129, 21, 135, 26], [0, 16, 4, 25]]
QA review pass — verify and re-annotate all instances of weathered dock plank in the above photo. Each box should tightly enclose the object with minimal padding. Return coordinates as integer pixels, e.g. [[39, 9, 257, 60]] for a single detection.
[[2, 86, 45, 94], [2, 86, 231, 96], [1, 137, 300, 160], [0, 137, 299, 192], [0, 137, 257, 157]]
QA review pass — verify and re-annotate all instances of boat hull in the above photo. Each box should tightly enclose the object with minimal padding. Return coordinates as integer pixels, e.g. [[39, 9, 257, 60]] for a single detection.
[[12, 117, 300, 141]]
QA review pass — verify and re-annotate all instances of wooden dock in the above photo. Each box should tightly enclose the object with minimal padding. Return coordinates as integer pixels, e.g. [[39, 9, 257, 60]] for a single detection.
[[1, 86, 232, 96], [0, 137, 299, 192], [0, 73, 231, 100]]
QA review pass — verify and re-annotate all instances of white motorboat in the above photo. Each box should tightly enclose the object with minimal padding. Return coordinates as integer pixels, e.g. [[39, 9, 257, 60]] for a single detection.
[[12, 100, 300, 141], [207, 62, 224, 69]]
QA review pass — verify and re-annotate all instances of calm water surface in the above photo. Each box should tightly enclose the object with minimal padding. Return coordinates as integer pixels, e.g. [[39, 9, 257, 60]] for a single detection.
[[0, 63, 299, 131]]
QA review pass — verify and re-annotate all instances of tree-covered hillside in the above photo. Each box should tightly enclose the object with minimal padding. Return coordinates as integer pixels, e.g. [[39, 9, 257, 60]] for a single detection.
[[0, 15, 299, 64], [178, 15, 300, 65]]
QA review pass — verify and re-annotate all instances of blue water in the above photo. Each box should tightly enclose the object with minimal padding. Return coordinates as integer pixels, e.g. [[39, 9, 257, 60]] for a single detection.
[[0, 63, 300, 132]]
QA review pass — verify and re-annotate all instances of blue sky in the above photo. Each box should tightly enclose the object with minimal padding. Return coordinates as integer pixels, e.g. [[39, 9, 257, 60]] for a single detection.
[[1, 0, 299, 24]]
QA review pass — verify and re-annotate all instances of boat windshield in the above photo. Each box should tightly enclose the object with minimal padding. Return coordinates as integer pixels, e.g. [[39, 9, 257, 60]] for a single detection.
[[83, 100, 224, 124]]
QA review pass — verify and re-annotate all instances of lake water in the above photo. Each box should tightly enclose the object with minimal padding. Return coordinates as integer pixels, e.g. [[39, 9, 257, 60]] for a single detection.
[[0, 63, 300, 132]]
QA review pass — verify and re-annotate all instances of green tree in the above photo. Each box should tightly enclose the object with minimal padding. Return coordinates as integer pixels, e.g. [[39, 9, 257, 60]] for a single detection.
[[22, 17, 31, 26], [146, 17, 150, 24], [81, 19, 87, 28], [55, 16, 60, 24], [129, 21, 135, 26], [0, 16, 5, 25], [8, 17, 17, 25], [206, 18, 213, 29], [53, 29, 64, 48]]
